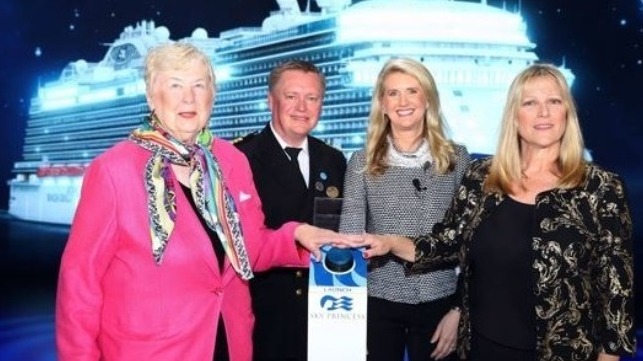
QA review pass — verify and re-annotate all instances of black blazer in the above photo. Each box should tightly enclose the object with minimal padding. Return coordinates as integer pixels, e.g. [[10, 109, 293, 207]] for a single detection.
[[235, 125, 347, 361]]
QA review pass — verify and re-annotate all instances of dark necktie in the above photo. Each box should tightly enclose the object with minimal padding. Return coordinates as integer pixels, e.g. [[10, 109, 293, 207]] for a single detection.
[[284, 147, 305, 185]]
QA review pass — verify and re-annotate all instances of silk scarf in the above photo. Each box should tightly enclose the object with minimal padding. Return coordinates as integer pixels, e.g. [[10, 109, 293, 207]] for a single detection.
[[129, 114, 253, 280]]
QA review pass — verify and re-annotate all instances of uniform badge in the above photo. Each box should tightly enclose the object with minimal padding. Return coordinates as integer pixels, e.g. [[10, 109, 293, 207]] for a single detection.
[[315, 181, 324, 191], [326, 186, 339, 198]]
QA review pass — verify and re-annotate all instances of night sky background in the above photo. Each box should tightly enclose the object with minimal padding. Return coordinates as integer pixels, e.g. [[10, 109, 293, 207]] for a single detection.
[[0, 0, 642, 321]]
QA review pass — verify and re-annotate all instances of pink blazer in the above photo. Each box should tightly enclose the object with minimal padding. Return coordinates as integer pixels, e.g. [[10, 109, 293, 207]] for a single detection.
[[56, 139, 308, 361]]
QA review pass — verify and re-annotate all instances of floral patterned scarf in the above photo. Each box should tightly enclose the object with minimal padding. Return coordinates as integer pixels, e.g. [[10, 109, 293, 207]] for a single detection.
[[129, 114, 253, 280]]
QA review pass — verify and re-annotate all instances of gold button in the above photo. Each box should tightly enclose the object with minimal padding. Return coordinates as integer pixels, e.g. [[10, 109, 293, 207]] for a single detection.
[[295, 289, 303, 296], [296, 270, 303, 277]]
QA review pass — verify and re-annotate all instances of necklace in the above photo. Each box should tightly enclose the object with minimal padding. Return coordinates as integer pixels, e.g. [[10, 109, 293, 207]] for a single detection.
[[391, 138, 423, 156], [387, 136, 431, 167]]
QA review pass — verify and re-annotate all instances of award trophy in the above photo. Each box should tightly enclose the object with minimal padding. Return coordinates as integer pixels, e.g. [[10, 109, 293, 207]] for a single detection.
[[308, 197, 367, 361]]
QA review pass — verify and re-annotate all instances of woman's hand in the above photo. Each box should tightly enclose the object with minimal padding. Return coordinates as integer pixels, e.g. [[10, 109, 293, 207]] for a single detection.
[[294, 224, 361, 261], [361, 233, 416, 262], [430, 308, 460, 359], [596, 353, 619, 361], [361, 233, 392, 258]]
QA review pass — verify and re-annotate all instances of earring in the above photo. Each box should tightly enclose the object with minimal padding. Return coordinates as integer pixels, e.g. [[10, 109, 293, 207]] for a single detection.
[[197, 127, 213, 146], [144, 110, 157, 130]]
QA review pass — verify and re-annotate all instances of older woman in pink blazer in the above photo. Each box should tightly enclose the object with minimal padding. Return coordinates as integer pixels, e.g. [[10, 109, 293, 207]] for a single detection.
[[56, 42, 344, 361]]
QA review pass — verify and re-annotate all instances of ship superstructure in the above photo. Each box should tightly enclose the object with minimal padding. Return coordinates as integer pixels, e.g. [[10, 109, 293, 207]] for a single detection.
[[8, 0, 574, 224]]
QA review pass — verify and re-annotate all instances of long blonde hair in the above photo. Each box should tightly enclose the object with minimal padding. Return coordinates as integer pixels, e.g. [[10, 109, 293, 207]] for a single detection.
[[485, 63, 587, 193], [365, 58, 457, 176]]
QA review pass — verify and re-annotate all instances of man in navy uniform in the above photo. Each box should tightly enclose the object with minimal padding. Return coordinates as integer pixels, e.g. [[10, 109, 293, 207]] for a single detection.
[[235, 60, 347, 361]]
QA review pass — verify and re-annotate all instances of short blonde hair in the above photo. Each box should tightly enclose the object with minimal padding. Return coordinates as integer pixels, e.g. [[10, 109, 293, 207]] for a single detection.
[[365, 58, 458, 176], [485, 63, 586, 193], [144, 42, 215, 92]]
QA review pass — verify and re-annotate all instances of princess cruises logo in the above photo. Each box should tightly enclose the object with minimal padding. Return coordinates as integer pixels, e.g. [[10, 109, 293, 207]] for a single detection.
[[320, 295, 353, 311]]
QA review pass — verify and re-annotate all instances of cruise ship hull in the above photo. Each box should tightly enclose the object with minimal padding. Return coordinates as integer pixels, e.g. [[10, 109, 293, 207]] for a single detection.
[[10, 179, 81, 224]]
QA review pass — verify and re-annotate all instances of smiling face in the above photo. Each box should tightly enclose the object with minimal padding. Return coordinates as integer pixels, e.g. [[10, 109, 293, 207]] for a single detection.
[[269, 69, 323, 145], [516, 75, 567, 153], [146, 58, 214, 144], [381, 72, 427, 136]]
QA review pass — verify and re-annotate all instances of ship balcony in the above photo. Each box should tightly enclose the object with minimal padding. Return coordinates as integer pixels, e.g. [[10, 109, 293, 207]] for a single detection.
[[25, 124, 133, 145], [215, 19, 335, 56], [22, 137, 123, 164], [349, 42, 537, 62], [22, 149, 106, 164]]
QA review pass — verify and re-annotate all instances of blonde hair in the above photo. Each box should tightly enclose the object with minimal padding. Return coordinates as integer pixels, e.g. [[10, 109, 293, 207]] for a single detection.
[[144, 42, 215, 92], [485, 63, 587, 193], [365, 58, 457, 176]]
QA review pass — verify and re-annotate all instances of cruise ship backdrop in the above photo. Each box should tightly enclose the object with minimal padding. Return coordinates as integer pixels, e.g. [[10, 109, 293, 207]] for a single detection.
[[8, 0, 574, 224]]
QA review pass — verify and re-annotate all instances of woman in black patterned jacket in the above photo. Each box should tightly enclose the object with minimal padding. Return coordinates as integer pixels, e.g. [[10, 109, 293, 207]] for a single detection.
[[356, 63, 635, 361]]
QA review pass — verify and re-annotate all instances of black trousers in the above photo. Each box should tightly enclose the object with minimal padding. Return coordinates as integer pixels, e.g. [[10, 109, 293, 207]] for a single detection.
[[367, 296, 457, 361], [467, 330, 535, 361], [213, 317, 230, 361]]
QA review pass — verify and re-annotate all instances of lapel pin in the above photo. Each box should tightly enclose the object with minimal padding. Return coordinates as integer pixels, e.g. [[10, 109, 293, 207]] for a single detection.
[[326, 186, 339, 198]]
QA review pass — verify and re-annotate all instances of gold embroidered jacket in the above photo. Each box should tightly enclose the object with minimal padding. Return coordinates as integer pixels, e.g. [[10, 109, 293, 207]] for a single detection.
[[410, 157, 635, 360]]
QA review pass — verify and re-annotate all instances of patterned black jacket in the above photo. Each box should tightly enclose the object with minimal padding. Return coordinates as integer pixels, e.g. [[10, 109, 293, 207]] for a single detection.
[[410, 157, 635, 360]]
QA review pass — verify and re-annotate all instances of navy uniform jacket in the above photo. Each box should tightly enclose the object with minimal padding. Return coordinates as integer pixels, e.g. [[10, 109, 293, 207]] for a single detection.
[[235, 125, 347, 361]]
